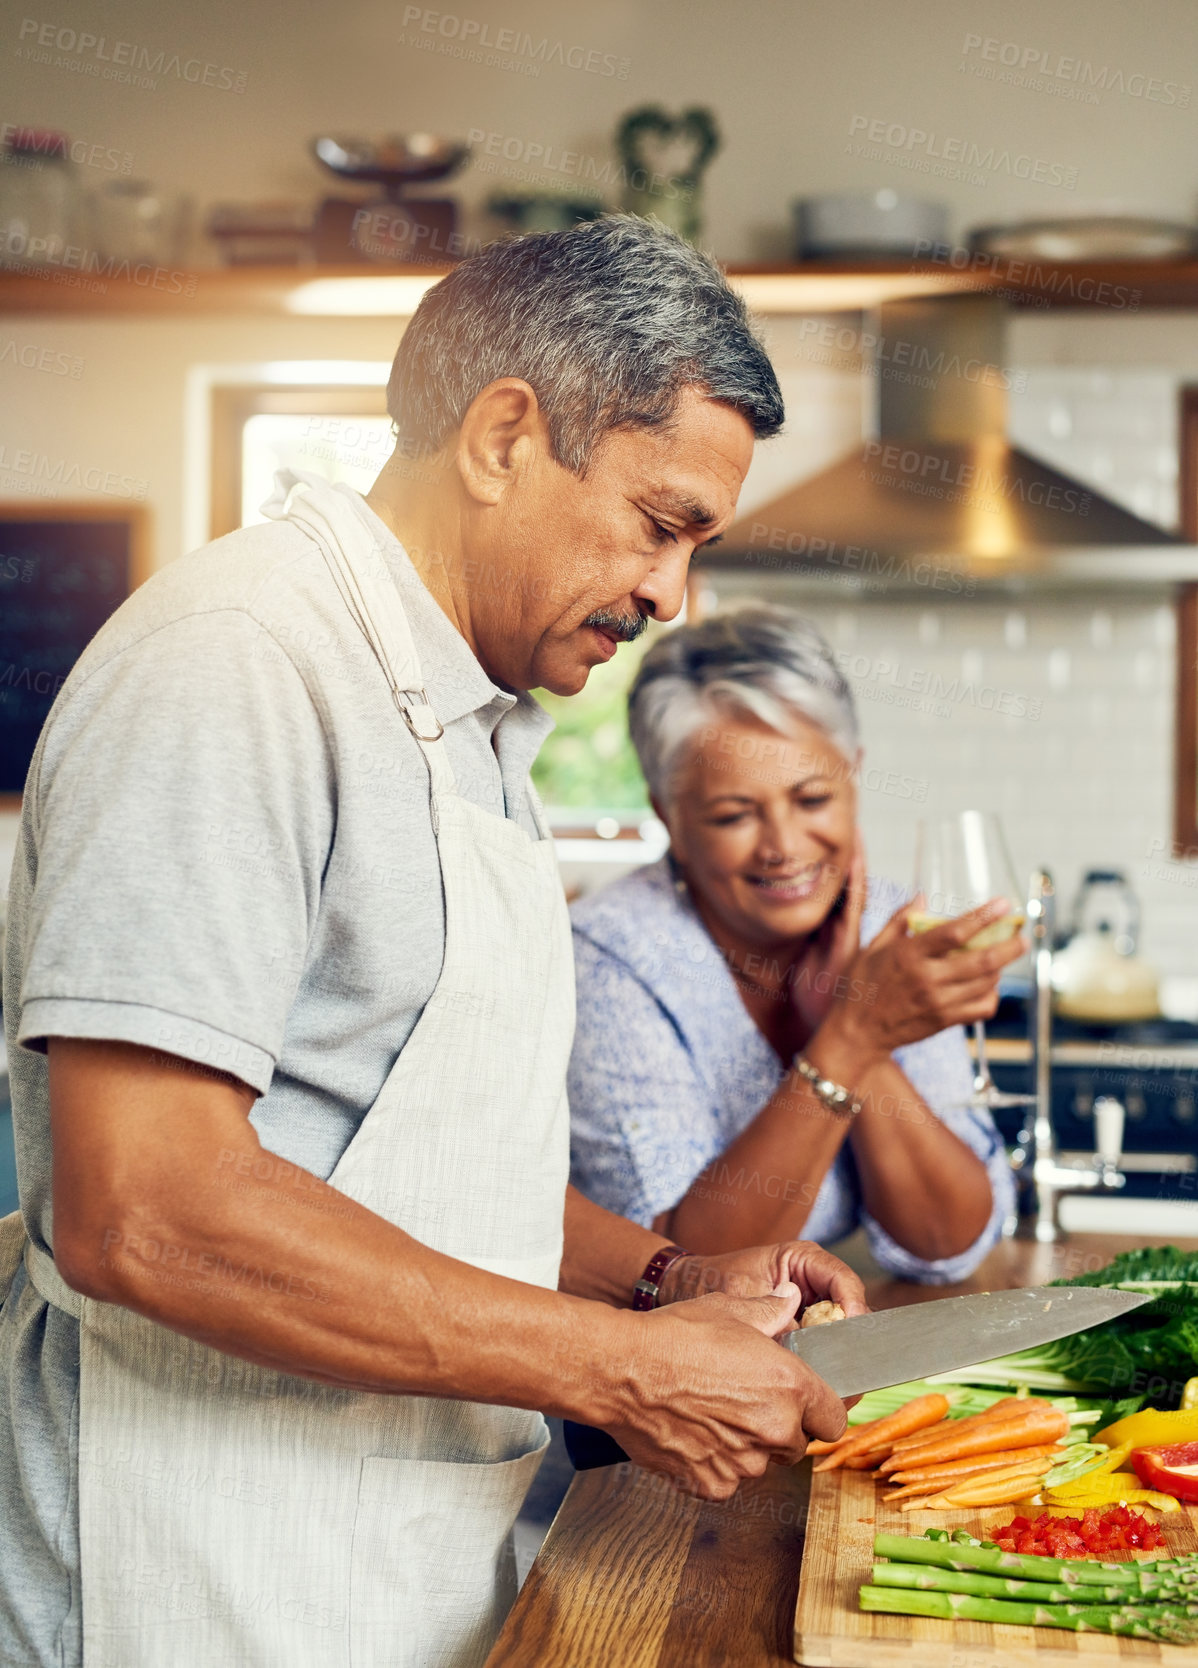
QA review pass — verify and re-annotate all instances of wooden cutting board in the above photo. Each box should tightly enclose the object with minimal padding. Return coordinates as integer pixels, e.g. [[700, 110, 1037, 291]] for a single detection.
[[794, 1466, 1198, 1667]]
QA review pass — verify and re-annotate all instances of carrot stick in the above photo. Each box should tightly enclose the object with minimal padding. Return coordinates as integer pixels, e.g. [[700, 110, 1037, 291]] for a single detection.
[[884, 1482, 955, 1503], [840, 1448, 892, 1470], [912, 1463, 1057, 1511], [881, 1407, 1069, 1475], [807, 1415, 883, 1455], [878, 1411, 1065, 1475], [883, 1419, 955, 1456], [887, 1447, 1067, 1514], [886, 1443, 1065, 1486], [883, 1398, 1052, 1461], [814, 1393, 949, 1470], [901, 1476, 1048, 1512], [890, 1396, 1048, 1443]]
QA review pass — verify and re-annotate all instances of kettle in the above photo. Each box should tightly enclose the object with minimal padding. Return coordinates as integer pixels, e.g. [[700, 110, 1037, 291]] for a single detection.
[[1051, 868, 1159, 1022]]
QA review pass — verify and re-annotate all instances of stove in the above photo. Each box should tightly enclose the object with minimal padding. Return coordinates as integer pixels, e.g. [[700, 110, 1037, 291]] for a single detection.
[[986, 996, 1198, 1203]]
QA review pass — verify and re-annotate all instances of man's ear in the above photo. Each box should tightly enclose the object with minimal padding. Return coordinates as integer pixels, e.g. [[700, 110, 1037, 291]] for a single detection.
[[455, 378, 546, 506]]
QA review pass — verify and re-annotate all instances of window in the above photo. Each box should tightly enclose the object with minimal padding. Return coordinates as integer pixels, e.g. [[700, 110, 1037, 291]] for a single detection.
[[210, 384, 390, 538]]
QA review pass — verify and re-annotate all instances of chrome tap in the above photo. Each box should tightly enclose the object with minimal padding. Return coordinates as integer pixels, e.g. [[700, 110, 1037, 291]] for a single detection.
[[1009, 870, 1128, 1242]]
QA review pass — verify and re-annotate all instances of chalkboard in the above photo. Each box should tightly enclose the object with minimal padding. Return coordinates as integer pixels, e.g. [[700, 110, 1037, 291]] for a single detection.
[[0, 502, 149, 800]]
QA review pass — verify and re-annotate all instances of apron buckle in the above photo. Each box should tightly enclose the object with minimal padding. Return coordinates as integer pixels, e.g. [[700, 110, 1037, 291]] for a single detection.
[[394, 687, 445, 742]]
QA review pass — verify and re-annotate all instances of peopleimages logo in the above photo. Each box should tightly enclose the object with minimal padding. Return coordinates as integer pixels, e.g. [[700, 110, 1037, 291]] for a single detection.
[[960, 33, 1190, 107], [398, 8, 629, 78], [795, 318, 1024, 394], [847, 115, 1078, 190], [15, 17, 248, 91], [862, 441, 1091, 516], [0, 445, 147, 498], [745, 523, 976, 596], [0, 122, 132, 174]]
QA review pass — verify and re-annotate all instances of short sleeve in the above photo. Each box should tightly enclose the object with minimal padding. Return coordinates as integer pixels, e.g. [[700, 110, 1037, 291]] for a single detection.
[[15, 609, 335, 1095], [859, 1024, 1015, 1283], [568, 934, 722, 1228]]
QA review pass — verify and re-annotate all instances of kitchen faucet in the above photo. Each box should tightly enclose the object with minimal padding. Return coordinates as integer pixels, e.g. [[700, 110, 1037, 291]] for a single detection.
[[1008, 870, 1129, 1242]]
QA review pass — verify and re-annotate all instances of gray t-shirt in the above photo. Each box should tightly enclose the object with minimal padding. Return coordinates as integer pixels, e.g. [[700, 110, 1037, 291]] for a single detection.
[[0, 485, 554, 1666]]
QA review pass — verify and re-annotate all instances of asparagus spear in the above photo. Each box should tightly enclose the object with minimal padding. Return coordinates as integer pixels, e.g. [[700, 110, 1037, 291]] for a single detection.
[[873, 1532, 1189, 1592], [859, 1586, 1198, 1642], [869, 1563, 1193, 1604]]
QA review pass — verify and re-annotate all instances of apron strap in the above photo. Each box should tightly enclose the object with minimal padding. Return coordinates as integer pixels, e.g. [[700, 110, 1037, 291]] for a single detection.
[[23, 1236, 84, 1319], [524, 778, 554, 843], [281, 483, 456, 805]]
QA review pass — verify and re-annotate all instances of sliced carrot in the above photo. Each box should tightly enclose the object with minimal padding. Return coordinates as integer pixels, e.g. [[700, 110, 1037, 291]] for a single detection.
[[886, 1443, 1064, 1486], [807, 1415, 883, 1455], [884, 1480, 974, 1503], [814, 1393, 949, 1470], [881, 1408, 1069, 1474], [880, 1411, 1064, 1473], [840, 1448, 892, 1471], [883, 1472, 1043, 1504], [892, 1396, 1047, 1438], [813, 1446, 887, 1473], [925, 1469, 1055, 1510], [883, 1399, 1052, 1461]]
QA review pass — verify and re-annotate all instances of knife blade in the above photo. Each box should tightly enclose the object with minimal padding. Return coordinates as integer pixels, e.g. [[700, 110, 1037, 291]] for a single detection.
[[783, 1284, 1150, 1398]]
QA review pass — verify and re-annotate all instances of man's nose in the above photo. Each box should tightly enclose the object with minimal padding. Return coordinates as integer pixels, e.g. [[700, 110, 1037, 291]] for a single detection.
[[634, 544, 692, 624]]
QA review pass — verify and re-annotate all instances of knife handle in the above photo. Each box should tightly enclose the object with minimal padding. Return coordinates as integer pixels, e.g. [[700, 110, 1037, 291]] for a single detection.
[[562, 1420, 629, 1469]]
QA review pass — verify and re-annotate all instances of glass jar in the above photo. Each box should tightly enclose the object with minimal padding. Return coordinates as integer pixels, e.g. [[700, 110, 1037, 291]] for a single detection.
[[0, 129, 81, 269]]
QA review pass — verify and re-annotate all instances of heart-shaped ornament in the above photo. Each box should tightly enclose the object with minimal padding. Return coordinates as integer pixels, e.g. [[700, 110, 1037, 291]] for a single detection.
[[615, 106, 720, 188]]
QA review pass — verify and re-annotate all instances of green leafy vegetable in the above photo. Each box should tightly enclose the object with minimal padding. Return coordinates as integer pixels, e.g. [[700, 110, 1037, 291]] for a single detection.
[[925, 1246, 1198, 1404]]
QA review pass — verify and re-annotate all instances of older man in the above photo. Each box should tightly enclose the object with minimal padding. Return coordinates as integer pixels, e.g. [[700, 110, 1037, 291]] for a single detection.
[[0, 217, 864, 1668]]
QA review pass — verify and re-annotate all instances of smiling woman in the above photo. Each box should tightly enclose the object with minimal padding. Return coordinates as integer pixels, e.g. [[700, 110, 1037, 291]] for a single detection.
[[568, 604, 1020, 1280]]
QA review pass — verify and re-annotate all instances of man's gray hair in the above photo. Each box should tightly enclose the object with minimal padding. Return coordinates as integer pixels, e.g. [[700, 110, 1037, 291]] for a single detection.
[[386, 214, 784, 472], [628, 605, 859, 805]]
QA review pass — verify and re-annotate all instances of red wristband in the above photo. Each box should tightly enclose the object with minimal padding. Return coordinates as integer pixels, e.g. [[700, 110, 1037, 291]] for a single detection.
[[632, 1245, 691, 1311]]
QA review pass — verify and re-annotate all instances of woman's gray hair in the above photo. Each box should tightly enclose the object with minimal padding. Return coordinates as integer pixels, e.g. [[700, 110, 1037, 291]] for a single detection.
[[386, 214, 783, 473], [628, 605, 859, 805]]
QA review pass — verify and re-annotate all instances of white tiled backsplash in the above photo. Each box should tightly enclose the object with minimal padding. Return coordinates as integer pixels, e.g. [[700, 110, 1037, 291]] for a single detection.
[[1011, 369, 1181, 533], [701, 576, 1188, 974]]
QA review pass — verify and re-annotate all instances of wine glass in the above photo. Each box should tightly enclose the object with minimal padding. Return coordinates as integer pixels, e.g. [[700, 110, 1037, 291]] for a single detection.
[[912, 811, 1034, 1110]]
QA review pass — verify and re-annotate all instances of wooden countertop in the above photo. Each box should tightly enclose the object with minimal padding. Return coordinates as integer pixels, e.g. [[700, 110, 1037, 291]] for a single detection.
[[485, 1233, 1198, 1668]]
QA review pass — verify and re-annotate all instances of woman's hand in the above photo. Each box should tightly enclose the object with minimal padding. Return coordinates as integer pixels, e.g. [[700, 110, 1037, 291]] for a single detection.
[[788, 831, 869, 1037], [657, 1237, 869, 1320], [815, 895, 1026, 1067]]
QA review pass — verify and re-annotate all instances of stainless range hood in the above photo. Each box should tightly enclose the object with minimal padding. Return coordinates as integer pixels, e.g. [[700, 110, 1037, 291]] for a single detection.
[[711, 296, 1198, 590]]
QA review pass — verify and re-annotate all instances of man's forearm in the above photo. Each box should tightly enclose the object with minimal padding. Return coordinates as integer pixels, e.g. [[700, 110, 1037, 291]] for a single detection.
[[49, 1043, 634, 1427]]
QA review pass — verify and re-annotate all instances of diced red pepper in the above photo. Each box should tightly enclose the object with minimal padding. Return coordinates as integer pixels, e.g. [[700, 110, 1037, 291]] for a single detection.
[[1130, 1440, 1198, 1503], [987, 1505, 1164, 1557]]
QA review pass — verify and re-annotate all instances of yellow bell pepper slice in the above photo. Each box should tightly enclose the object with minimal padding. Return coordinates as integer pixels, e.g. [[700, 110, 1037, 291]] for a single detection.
[[1042, 1471, 1183, 1511], [1094, 1407, 1198, 1449], [1182, 1377, 1198, 1412]]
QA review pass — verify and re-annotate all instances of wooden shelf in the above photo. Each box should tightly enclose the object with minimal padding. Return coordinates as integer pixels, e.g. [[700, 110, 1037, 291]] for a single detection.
[[2, 258, 1198, 315]]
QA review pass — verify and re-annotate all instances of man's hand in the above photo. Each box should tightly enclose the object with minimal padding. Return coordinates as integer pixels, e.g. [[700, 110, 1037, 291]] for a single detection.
[[579, 1241, 868, 1500], [595, 1283, 851, 1499]]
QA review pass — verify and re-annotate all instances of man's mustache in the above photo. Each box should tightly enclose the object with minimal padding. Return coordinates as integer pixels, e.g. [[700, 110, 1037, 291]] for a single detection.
[[582, 607, 648, 644]]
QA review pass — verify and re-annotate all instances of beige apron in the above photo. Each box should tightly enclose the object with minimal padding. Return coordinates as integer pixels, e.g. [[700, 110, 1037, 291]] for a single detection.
[[7, 473, 574, 1667]]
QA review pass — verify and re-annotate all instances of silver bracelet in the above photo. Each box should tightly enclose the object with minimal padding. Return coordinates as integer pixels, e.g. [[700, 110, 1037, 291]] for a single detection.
[[792, 1054, 863, 1119]]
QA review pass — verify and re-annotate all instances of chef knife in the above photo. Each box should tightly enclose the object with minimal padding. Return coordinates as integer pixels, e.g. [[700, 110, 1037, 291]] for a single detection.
[[781, 1283, 1150, 1397], [564, 1283, 1149, 1470]]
